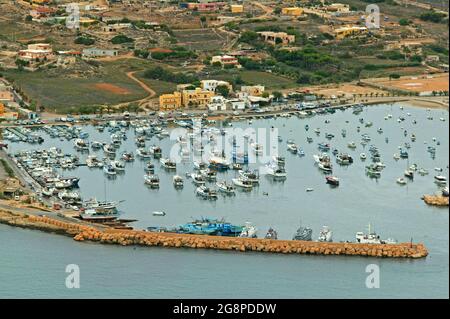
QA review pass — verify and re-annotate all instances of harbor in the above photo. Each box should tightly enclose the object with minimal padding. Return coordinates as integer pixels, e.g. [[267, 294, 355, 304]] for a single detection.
[[0, 102, 448, 249]]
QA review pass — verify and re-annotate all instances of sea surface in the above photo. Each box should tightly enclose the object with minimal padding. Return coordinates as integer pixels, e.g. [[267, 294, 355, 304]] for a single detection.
[[1, 103, 448, 298]]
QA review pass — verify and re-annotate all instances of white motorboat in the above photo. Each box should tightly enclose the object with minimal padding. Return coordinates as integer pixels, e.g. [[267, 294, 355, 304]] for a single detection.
[[74, 139, 89, 151], [152, 211, 166, 216], [265, 165, 287, 178], [173, 175, 184, 188], [160, 157, 177, 169], [136, 148, 152, 159], [239, 170, 259, 183], [103, 164, 116, 176], [287, 141, 298, 153], [112, 160, 126, 172], [239, 222, 258, 238], [191, 173, 206, 185], [435, 175, 447, 184], [232, 177, 253, 189], [355, 224, 397, 244], [195, 186, 218, 200], [360, 153, 367, 160], [144, 174, 160, 188], [200, 168, 217, 181], [103, 144, 116, 155], [317, 226, 333, 242], [397, 177, 407, 185], [216, 180, 235, 195]]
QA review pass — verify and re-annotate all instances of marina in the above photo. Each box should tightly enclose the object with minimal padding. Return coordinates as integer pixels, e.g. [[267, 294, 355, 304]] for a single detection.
[[1, 103, 448, 243]]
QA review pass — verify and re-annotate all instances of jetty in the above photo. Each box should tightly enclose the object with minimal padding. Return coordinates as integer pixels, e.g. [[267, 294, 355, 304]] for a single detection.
[[422, 195, 449, 206], [0, 209, 428, 259]]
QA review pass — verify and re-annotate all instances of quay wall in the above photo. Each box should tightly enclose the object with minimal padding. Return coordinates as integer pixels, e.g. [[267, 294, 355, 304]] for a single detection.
[[0, 209, 429, 259]]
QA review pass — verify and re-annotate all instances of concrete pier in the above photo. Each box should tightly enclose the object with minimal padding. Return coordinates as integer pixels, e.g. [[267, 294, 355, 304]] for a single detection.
[[0, 209, 428, 259]]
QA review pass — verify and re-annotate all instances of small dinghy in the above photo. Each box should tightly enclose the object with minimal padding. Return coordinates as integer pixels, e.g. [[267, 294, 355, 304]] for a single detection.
[[152, 211, 166, 216]]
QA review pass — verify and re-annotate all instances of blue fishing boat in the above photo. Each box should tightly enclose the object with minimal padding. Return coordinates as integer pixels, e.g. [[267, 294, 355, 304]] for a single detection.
[[177, 217, 244, 237], [318, 143, 330, 152]]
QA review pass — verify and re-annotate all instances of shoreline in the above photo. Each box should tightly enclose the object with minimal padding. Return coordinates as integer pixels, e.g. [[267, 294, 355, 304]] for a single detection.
[[1, 97, 448, 129], [0, 209, 429, 259]]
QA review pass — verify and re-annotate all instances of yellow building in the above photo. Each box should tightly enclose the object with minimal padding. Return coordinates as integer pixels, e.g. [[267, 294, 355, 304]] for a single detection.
[[281, 7, 303, 17], [334, 26, 368, 40], [0, 102, 5, 115], [231, 5, 244, 14], [182, 88, 215, 109], [31, 0, 51, 4], [159, 92, 182, 111]]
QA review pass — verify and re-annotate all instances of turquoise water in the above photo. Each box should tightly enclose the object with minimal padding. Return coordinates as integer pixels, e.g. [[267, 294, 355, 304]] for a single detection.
[[1, 103, 448, 298]]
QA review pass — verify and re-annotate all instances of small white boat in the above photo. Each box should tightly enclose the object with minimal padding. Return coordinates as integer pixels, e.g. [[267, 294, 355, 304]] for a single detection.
[[103, 164, 116, 176], [144, 174, 160, 188], [191, 173, 206, 185], [435, 175, 447, 183], [239, 222, 258, 238], [152, 211, 166, 216], [397, 177, 407, 185], [173, 175, 184, 188], [136, 148, 152, 159], [232, 177, 253, 189], [360, 153, 367, 160], [216, 181, 235, 195], [112, 160, 126, 172], [265, 165, 287, 178], [160, 157, 177, 169]]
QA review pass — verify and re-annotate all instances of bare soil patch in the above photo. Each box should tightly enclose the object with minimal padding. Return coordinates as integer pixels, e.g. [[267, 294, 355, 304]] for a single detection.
[[94, 83, 131, 95]]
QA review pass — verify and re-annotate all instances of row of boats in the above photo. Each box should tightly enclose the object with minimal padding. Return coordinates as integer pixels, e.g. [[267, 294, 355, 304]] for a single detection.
[[146, 218, 397, 245]]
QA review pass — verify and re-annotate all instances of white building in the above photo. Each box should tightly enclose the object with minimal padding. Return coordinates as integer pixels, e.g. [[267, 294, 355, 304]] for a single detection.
[[208, 96, 228, 111], [200, 80, 233, 92], [227, 99, 246, 110]]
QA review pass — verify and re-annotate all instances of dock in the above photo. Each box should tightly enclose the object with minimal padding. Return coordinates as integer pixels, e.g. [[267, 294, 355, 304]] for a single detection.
[[0, 209, 429, 259]]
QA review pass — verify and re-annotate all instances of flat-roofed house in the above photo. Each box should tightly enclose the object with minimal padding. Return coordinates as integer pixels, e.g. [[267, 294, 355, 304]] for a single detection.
[[257, 32, 295, 45], [18, 43, 54, 61], [82, 48, 119, 58]]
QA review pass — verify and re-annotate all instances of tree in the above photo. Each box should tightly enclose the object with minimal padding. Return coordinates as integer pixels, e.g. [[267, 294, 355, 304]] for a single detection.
[[389, 73, 401, 80], [200, 16, 207, 28], [274, 7, 282, 15], [272, 91, 283, 101], [398, 18, 410, 26], [216, 85, 230, 98], [75, 36, 95, 45], [111, 35, 134, 44]]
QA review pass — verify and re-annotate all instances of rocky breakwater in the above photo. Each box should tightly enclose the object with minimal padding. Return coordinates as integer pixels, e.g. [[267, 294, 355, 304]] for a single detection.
[[0, 209, 429, 258], [422, 195, 449, 207], [0, 209, 97, 236], [74, 229, 429, 259]]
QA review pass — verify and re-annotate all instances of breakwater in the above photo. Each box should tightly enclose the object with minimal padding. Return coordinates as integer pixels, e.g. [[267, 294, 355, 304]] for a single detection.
[[0, 209, 428, 258], [422, 195, 449, 206]]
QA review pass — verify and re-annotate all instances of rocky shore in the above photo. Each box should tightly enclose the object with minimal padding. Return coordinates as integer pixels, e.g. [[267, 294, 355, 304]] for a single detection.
[[422, 195, 449, 206], [0, 209, 429, 259]]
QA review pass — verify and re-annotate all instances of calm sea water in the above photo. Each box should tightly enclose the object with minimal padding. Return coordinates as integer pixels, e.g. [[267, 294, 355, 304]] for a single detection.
[[1, 103, 448, 298]]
